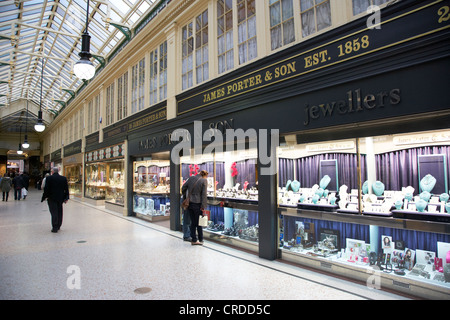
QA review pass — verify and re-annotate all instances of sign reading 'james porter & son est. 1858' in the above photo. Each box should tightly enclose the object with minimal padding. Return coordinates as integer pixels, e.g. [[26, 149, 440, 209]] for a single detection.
[[176, 1, 450, 119]]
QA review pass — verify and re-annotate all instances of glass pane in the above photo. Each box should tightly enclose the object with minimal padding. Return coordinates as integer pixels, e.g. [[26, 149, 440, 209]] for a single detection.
[[300, 0, 314, 11], [317, 1, 332, 31], [270, 2, 281, 27]]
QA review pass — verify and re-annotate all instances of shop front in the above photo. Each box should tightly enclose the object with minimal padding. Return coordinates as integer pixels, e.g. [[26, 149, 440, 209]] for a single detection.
[[84, 131, 126, 211], [50, 149, 62, 173], [127, 103, 171, 223], [167, 0, 450, 299], [63, 140, 83, 197]]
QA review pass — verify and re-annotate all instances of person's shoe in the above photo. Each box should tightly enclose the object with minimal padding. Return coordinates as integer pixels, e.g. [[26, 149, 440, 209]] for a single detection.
[[183, 237, 192, 242], [191, 241, 203, 245], [51, 229, 58, 233]]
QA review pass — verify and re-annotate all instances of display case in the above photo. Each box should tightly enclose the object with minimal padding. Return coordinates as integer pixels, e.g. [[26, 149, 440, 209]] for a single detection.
[[85, 162, 107, 201], [65, 164, 82, 197], [105, 160, 125, 206], [204, 205, 259, 252], [277, 129, 450, 299], [84, 160, 125, 206], [133, 159, 170, 222], [181, 149, 259, 251], [181, 149, 259, 203]]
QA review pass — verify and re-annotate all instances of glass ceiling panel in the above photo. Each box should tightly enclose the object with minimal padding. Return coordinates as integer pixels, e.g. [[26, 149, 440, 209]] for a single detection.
[[0, 0, 161, 115]]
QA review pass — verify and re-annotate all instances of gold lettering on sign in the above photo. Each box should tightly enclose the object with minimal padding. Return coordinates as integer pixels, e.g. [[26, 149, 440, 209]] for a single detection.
[[128, 109, 166, 131], [202, 62, 297, 104]]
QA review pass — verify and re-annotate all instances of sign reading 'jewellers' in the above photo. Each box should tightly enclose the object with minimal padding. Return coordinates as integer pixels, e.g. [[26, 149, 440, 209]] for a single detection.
[[176, 0, 450, 116]]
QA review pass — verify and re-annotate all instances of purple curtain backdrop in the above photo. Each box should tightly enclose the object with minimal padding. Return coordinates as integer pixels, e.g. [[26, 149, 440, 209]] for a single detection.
[[235, 159, 257, 188], [182, 162, 225, 187], [294, 153, 367, 191], [376, 146, 450, 195]]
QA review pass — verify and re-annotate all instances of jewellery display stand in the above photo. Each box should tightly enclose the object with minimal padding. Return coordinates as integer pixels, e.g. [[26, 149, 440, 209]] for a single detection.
[[279, 186, 338, 212], [279, 206, 450, 299], [202, 201, 259, 253]]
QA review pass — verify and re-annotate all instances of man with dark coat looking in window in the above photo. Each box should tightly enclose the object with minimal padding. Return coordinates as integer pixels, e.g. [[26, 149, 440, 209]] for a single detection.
[[42, 167, 69, 233]]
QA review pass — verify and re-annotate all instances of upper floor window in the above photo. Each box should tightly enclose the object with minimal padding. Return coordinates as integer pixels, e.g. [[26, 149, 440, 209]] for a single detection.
[[94, 94, 100, 132], [352, 0, 389, 15], [132, 58, 145, 114], [182, 22, 194, 90], [87, 100, 93, 134], [217, 0, 234, 74], [237, 0, 257, 65], [117, 71, 128, 121], [150, 47, 159, 106], [300, 0, 331, 37], [149, 41, 168, 105], [73, 112, 78, 141], [106, 83, 115, 126], [69, 117, 73, 143], [196, 10, 209, 85], [269, 0, 295, 50], [182, 10, 209, 90], [159, 41, 168, 101], [79, 108, 84, 139]]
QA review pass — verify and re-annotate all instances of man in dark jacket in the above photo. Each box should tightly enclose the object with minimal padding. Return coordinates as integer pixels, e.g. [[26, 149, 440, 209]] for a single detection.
[[181, 170, 209, 245], [12, 173, 24, 200], [42, 167, 69, 233]]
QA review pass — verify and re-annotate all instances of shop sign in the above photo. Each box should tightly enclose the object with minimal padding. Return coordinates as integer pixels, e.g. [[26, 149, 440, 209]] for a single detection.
[[64, 140, 82, 157], [393, 130, 450, 146], [63, 154, 82, 164], [306, 140, 355, 153], [177, 0, 450, 115], [302, 88, 401, 126], [51, 149, 62, 162], [103, 124, 128, 140], [138, 133, 173, 151], [128, 107, 166, 132]]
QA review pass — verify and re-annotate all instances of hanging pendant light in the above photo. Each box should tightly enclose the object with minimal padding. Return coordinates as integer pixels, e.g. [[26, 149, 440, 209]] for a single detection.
[[17, 144, 23, 155], [35, 59, 45, 133], [34, 110, 45, 132], [74, 0, 95, 80], [22, 100, 30, 149], [22, 137, 29, 149], [17, 125, 23, 155]]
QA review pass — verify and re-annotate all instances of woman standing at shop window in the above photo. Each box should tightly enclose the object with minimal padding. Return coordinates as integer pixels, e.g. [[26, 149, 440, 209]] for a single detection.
[[182, 170, 209, 245]]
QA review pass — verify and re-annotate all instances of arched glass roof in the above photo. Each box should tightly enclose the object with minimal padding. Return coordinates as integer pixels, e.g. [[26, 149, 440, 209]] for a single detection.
[[0, 0, 158, 115]]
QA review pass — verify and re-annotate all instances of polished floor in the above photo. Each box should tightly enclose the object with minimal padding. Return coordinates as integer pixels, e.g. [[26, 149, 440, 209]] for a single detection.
[[0, 188, 411, 300]]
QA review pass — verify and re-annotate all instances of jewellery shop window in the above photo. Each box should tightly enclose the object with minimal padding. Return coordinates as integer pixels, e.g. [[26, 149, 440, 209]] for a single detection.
[[84, 160, 125, 204], [133, 155, 171, 219], [278, 129, 450, 291], [105, 160, 125, 206], [65, 164, 82, 197], [181, 149, 260, 246]]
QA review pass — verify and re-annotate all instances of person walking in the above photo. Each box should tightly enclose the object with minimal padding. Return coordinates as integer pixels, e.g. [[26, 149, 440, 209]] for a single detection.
[[42, 167, 69, 233], [1, 173, 12, 201], [181, 170, 209, 245], [41, 173, 50, 190], [12, 173, 24, 200], [21, 172, 30, 199]]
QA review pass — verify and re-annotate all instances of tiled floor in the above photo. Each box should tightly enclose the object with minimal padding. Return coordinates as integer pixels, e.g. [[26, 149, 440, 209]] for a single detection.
[[0, 189, 410, 300]]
